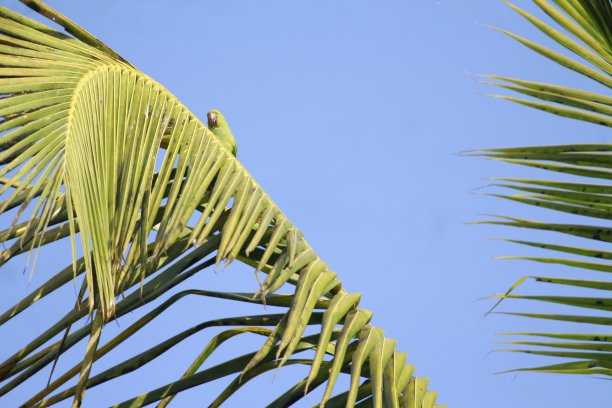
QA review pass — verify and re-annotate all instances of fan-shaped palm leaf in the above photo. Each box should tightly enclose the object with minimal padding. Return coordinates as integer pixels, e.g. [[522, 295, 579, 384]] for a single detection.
[[0, 1, 443, 406]]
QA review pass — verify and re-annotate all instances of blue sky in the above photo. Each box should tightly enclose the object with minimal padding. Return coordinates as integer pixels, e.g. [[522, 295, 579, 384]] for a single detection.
[[0, 0, 610, 407]]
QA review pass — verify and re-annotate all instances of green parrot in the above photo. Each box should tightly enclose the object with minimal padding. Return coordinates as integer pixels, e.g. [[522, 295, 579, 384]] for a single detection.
[[207, 109, 238, 156]]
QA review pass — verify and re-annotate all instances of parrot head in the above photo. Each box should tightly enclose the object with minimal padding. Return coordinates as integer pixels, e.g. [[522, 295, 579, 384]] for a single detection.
[[207, 109, 226, 129]]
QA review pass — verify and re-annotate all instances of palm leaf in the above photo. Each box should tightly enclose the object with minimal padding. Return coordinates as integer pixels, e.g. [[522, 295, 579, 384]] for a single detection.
[[0, 1, 442, 406], [478, 0, 612, 376], [484, 0, 611, 127]]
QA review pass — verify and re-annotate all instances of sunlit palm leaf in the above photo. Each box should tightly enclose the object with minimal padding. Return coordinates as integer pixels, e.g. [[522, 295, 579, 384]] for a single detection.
[[485, 0, 611, 128], [477, 0, 612, 376], [0, 1, 441, 406], [476, 147, 612, 375]]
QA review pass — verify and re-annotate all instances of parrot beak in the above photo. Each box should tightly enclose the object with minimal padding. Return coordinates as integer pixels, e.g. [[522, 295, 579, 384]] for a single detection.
[[207, 112, 217, 127]]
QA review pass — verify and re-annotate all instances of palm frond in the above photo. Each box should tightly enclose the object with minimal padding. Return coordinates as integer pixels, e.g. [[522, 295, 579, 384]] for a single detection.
[[478, 144, 612, 374], [478, 0, 612, 376], [0, 1, 441, 406], [484, 0, 611, 127]]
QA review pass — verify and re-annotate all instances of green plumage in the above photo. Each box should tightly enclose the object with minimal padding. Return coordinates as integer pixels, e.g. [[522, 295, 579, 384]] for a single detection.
[[207, 109, 238, 156]]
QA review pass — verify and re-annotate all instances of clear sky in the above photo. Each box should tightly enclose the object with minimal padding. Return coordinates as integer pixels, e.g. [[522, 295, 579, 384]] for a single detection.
[[0, 1, 610, 407]]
